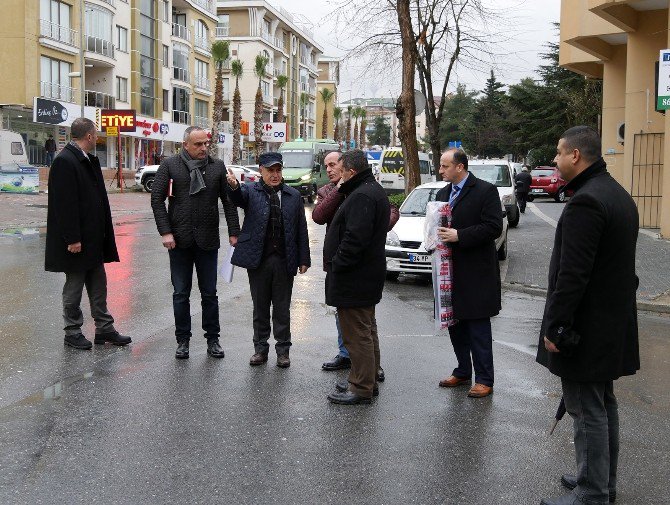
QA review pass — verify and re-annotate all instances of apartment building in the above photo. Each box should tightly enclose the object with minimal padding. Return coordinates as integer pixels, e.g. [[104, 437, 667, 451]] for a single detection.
[[316, 56, 339, 140], [0, 0, 217, 170], [215, 0, 323, 159], [559, 0, 670, 237]]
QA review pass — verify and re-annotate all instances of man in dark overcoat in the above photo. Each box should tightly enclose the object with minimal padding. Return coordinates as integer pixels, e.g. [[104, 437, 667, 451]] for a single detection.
[[323, 149, 390, 405], [435, 148, 503, 398], [226, 152, 310, 369], [45, 117, 131, 349], [538, 126, 639, 505], [514, 166, 532, 213], [151, 126, 240, 360]]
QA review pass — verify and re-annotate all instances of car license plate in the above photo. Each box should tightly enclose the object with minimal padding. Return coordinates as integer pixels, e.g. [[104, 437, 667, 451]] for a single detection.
[[381, 180, 393, 185], [409, 253, 429, 263], [532, 188, 543, 193]]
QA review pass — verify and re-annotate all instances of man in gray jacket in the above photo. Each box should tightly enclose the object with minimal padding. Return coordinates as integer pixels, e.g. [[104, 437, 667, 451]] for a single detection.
[[151, 126, 240, 359]]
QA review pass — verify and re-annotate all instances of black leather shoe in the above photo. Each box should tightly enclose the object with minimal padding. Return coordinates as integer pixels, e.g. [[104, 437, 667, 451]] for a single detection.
[[336, 379, 378, 396], [206, 339, 225, 358], [277, 354, 291, 368], [94, 331, 131, 346], [64, 333, 92, 350], [376, 366, 385, 382], [322, 354, 351, 371], [327, 390, 372, 405], [561, 475, 616, 502], [175, 341, 189, 359]]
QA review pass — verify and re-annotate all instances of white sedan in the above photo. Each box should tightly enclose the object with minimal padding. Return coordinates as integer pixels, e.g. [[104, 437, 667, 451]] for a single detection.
[[135, 164, 260, 193]]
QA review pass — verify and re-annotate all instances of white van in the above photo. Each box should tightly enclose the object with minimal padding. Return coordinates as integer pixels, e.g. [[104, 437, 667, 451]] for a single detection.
[[0, 130, 39, 194], [377, 147, 433, 194]]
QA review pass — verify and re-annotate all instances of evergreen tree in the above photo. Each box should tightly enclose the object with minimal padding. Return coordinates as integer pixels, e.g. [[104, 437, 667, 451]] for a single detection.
[[369, 115, 391, 146]]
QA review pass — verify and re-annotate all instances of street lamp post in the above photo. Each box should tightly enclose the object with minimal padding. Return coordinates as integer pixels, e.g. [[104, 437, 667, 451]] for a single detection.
[[79, 0, 85, 117]]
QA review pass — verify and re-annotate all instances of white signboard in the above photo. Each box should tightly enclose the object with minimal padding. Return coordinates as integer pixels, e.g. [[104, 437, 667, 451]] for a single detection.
[[218, 132, 233, 148], [125, 116, 189, 143], [658, 50, 670, 110], [33, 97, 99, 128], [248, 123, 287, 143]]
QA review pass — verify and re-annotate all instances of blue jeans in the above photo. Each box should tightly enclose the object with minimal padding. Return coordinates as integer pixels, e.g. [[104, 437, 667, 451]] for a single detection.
[[447, 318, 494, 386], [168, 245, 219, 342], [335, 311, 349, 358]]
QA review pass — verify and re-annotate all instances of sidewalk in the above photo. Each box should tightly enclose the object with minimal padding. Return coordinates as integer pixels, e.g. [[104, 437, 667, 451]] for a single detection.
[[504, 200, 670, 313]]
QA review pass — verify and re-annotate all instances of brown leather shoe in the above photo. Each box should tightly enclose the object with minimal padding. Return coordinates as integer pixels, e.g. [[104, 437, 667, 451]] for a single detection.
[[438, 375, 471, 388], [249, 353, 268, 366], [468, 383, 493, 398], [277, 354, 290, 368]]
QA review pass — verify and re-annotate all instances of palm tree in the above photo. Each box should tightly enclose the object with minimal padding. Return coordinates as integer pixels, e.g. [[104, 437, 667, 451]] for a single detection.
[[319, 88, 335, 139], [299, 92, 310, 138], [352, 107, 361, 149], [359, 108, 367, 149], [275, 74, 288, 124], [209, 40, 230, 157], [345, 105, 352, 149], [231, 59, 243, 164], [253, 54, 270, 158], [333, 107, 342, 142]]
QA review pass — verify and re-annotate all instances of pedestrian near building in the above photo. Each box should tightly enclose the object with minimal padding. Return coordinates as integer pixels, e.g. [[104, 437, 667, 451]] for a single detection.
[[514, 165, 532, 213], [226, 152, 310, 368], [538, 126, 639, 505], [151, 126, 240, 360], [435, 148, 503, 398], [44, 134, 56, 166], [323, 149, 390, 405], [45, 118, 131, 350], [314, 150, 399, 377]]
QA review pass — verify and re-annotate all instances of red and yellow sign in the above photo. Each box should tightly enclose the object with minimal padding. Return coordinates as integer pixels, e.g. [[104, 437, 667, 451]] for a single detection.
[[100, 109, 136, 132]]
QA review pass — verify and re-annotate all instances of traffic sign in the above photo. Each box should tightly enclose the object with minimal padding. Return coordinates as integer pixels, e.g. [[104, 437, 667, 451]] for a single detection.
[[106, 126, 118, 137]]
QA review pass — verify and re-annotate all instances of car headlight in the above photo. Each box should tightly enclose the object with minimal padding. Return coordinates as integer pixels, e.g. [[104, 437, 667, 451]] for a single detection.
[[501, 194, 514, 205], [386, 230, 401, 247], [300, 174, 311, 182]]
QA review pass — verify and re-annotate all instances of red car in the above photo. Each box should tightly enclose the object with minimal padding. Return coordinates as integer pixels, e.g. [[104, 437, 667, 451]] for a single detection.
[[528, 166, 570, 202]]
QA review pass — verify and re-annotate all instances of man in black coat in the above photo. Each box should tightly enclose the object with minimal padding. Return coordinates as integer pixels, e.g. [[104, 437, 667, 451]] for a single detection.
[[435, 148, 503, 398], [45, 118, 131, 350], [514, 166, 532, 213], [151, 126, 240, 360], [538, 127, 639, 505], [323, 149, 390, 405]]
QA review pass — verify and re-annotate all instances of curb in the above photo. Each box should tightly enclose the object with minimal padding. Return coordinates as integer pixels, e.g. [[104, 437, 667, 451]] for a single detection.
[[502, 282, 670, 315]]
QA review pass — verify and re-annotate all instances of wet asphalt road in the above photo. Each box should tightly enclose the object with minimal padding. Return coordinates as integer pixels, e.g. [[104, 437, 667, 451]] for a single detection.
[[0, 194, 668, 504]]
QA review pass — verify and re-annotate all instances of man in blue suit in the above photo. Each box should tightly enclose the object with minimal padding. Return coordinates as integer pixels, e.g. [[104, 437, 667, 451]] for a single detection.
[[227, 152, 310, 368]]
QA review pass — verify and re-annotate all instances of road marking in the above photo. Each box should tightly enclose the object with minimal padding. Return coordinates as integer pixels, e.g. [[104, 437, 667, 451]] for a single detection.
[[528, 202, 558, 228], [495, 339, 537, 356]]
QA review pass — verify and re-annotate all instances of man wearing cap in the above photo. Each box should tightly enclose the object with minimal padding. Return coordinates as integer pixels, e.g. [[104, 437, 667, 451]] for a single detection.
[[227, 152, 310, 368]]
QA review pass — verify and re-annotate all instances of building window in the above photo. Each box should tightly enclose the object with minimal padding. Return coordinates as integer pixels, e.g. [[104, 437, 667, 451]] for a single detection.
[[162, 0, 169, 23], [116, 25, 128, 52], [40, 55, 72, 101], [261, 80, 270, 98], [85, 4, 113, 42], [40, 0, 71, 29], [163, 89, 169, 112], [116, 76, 128, 102], [173, 42, 190, 82], [195, 59, 209, 89], [139, 0, 156, 116], [173, 86, 190, 124], [162, 44, 169, 67], [195, 98, 208, 126], [217, 14, 229, 36]]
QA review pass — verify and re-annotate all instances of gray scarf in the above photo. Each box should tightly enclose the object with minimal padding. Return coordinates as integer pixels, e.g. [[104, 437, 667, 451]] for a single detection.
[[180, 150, 208, 195]]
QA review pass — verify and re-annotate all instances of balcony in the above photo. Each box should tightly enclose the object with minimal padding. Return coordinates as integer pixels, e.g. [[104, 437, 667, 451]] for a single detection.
[[261, 31, 273, 45], [274, 37, 284, 51], [172, 23, 191, 42], [40, 81, 76, 103], [97, 0, 115, 7], [86, 36, 115, 59], [222, 91, 230, 102], [173, 67, 191, 84], [194, 35, 211, 54], [173, 110, 191, 124], [84, 90, 115, 109], [188, 0, 215, 16], [263, 93, 272, 105], [265, 64, 274, 77], [194, 116, 211, 128], [39, 19, 78, 48], [216, 26, 229, 37], [194, 75, 211, 91]]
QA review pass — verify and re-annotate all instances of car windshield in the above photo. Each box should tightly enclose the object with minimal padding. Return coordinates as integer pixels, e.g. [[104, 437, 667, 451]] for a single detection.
[[468, 164, 512, 187], [400, 187, 443, 216], [280, 150, 314, 168], [532, 169, 554, 177]]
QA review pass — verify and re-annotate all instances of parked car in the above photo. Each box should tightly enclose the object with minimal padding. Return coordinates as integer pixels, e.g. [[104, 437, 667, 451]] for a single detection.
[[384, 181, 509, 280], [468, 159, 520, 228], [135, 163, 260, 193], [529, 166, 569, 202]]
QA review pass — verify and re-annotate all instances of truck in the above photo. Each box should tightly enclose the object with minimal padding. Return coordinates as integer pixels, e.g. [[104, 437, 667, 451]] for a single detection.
[[377, 147, 434, 194], [0, 130, 39, 194], [278, 139, 340, 202]]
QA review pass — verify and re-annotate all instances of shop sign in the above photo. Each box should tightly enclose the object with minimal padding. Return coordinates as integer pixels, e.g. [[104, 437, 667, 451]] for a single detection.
[[100, 109, 136, 132], [106, 126, 118, 137], [218, 132, 233, 148], [248, 123, 287, 143], [659, 50, 670, 110], [33, 97, 99, 128]]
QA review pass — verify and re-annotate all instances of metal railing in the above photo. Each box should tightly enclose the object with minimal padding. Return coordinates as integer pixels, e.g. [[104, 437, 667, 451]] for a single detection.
[[173, 110, 191, 124], [173, 67, 190, 83], [265, 64, 274, 77], [194, 75, 211, 91], [40, 81, 76, 102], [194, 116, 211, 128], [222, 91, 230, 101], [274, 37, 284, 51], [632, 133, 664, 228], [85, 90, 115, 109], [221, 59, 231, 70], [97, 0, 115, 7], [39, 19, 78, 47], [189, 0, 215, 15], [172, 23, 191, 42], [263, 93, 272, 104], [194, 35, 211, 53], [86, 36, 115, 58], [216, 26, 229, 37]]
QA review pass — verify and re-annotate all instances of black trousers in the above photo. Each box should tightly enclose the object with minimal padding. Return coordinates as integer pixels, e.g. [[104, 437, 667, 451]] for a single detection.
[[517, 191, 528, 212], [62, 264, 115, 336], [247, 254, 294, 356], [448, 318, 494, 387]]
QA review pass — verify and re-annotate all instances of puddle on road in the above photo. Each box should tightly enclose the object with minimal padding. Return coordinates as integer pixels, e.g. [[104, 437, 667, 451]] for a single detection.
[[0, 227, 44, 240], [10, 372, 95, 407]]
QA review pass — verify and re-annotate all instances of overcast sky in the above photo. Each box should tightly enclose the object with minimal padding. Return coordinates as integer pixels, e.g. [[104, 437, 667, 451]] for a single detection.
[[269, 0, 561, 101]]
